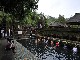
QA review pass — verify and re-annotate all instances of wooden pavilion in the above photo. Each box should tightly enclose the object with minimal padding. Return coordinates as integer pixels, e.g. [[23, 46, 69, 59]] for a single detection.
[[67, 13, 80, 28], [67, 13, 80, 41]]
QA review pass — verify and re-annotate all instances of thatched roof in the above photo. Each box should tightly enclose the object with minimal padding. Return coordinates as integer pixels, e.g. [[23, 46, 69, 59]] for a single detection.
[[68, 13, 80, 23]]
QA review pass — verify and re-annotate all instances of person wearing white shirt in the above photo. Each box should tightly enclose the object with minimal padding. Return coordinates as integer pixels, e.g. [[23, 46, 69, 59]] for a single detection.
[[73, 46, 77, 54]]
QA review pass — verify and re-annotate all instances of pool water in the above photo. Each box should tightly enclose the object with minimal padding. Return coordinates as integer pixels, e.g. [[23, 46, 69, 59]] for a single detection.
[[17, 39, 80, 60]]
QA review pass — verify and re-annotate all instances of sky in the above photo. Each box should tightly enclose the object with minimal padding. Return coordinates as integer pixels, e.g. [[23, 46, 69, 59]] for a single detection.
[[37, 0, 80, 18]]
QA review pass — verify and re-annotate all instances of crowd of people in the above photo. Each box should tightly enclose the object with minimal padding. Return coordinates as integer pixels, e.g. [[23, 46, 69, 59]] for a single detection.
[[35, 36, 80, 54]]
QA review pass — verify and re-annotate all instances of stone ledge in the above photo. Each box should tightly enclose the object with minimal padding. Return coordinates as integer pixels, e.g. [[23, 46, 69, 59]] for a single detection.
[[14, 40, 38, 60]]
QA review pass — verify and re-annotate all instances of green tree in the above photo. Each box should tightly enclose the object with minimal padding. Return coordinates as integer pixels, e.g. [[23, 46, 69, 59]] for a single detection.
[[23, 12, 42, 27], [46, 16, 57, 25], [0, 0, 39, 20], [55, 15, 66, 24]]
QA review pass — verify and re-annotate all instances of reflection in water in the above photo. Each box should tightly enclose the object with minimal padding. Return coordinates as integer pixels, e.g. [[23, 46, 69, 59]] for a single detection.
[[17, 39, 80, 60]]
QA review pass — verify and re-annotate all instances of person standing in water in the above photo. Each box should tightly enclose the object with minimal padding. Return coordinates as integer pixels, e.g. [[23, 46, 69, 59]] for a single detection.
[[72, 46, 77, 54], [56, 42, 59, 47]]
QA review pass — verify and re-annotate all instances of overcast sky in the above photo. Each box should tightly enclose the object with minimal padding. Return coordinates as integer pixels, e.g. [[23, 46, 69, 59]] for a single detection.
[[37, 0, 80, 18]]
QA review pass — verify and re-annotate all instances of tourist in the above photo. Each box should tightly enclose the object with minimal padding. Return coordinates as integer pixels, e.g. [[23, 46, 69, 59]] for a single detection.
[[72, 46, 77, 54], [38, 38, 40, 43], [45, 38, 48, 45], [43, 37, 46, 45], [63, 44, 67, 49], [56, 42, 59, 47], [59, 41, 64, 47], [5, 41, 11, 51], [7, 37, 11, 43], [51, 40, 54, 47], [44, 38, 48, 48], [35, 39, 38, 45], [76, 44, 80, 53], [48, 37, 51, 46], [66, 43, 73, 50], [10, 41, 15, 53]]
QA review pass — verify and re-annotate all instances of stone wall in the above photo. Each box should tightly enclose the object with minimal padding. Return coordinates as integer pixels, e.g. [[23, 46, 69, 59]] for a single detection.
[[14, 40, 40, 60]]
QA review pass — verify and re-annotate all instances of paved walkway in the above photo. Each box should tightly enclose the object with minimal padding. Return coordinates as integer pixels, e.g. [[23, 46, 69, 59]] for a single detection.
[[0, 39, 15, 60], [0, 39, 39, 60]]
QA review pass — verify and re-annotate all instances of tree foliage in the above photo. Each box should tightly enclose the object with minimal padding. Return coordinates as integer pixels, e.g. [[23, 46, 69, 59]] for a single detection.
[[55, 15, 66, 24], [46, 16, 56, 25], [0, 0, 39, 20], [23, 12, 47, 27]]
